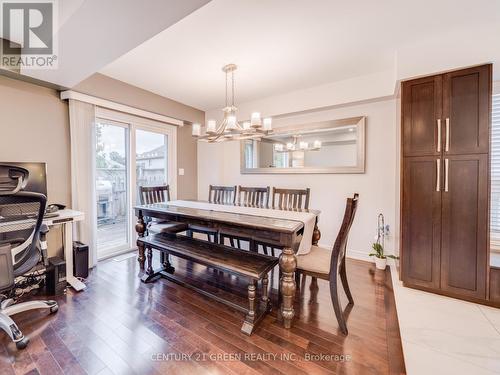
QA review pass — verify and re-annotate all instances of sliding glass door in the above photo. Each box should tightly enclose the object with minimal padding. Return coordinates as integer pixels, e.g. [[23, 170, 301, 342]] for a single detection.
[[94, 110, 177, 260], [95, 120, 130, 258]]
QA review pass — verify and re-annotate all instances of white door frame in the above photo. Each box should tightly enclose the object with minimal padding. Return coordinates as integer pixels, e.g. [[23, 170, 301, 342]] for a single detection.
[[95, 107, 177, 259]]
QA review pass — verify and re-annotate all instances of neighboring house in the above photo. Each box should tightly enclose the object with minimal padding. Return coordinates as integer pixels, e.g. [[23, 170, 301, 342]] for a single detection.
[[136, 145, 167, 187]]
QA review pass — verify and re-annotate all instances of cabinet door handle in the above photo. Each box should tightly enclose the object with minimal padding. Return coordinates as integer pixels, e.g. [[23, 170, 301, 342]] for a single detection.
[[445, 118, 450, 152], [436, 159, 441, 192], [445, 158, 449, 192], [437, 119, 441, 152]]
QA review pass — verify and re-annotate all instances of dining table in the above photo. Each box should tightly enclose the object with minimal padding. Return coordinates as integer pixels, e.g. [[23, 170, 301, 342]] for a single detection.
[[134, 200, 321, 329]]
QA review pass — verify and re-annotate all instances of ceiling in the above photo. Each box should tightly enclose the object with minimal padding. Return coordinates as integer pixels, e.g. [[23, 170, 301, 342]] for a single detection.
[[100, 0, 500, 111], [15, 0, 211, 87]]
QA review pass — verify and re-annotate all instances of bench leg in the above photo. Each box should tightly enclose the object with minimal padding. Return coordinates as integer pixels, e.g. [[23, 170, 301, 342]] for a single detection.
[[141, 248, 175, 283], [260, 274, 272, 312], [161, 252, 175, 274], [141, 247, 159, 283], [241, 280, 256, 335]]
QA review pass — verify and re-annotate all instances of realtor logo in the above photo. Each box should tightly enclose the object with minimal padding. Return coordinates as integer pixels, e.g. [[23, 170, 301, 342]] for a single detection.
[[1, 0, 58, 69]]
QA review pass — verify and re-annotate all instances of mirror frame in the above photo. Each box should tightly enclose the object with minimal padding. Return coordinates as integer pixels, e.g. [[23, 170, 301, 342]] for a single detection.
[[240, 116, 365, 174]]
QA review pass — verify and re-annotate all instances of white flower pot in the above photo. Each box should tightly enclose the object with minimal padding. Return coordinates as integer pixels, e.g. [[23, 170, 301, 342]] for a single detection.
[[374, 257, 387, 270]]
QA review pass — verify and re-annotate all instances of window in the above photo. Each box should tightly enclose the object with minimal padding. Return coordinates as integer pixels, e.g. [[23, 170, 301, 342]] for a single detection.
[[135, 129, 168, 204], [93, 108, 177, 260], [491, 93, 500, 248]]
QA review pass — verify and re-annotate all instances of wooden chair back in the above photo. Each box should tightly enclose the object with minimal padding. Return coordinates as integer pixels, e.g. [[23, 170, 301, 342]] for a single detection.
[[330, 193, 359, 276], [139, 185, 171, 204], [272, 188, 310, 210], [237, 186, 270, 208], [209, 185, 237, 205]]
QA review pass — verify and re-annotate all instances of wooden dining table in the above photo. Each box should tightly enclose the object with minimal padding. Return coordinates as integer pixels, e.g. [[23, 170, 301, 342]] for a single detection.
[[134, 200, 321, 329]]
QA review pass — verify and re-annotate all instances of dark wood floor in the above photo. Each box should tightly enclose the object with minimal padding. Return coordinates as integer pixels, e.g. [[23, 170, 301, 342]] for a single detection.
[[0, 253, 405, 375]]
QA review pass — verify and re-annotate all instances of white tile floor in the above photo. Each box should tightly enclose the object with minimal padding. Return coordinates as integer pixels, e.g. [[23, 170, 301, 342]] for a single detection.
[[390, 266, 500, 375]]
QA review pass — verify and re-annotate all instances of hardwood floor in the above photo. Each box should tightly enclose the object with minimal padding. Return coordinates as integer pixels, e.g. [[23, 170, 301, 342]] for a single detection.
[[0, 253, 405, 375]]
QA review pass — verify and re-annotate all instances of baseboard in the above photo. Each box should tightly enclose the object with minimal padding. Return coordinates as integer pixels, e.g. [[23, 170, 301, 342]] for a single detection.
[[346, 249, 373, 262]]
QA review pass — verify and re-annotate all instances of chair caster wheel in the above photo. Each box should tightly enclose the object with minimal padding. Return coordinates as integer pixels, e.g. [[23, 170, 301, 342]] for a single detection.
[[16, 337, 29, 350], [50, 305, 59, 314]]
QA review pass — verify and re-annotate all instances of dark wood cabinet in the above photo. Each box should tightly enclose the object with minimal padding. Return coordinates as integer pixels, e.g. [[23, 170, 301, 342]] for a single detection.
[[402, 157, 441, 289], [490, 267, 500, 303], [401, 64, 492, 304], [440, 154, 488, 299], [402, 75, 442, 157], [443, 65, 491, 155]]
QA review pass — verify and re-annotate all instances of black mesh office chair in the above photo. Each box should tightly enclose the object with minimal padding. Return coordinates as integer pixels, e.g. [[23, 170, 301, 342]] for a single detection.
[[0, 165, 58, 349]]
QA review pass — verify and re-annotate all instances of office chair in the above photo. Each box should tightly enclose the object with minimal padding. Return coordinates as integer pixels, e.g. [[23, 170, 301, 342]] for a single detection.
[[0, 165, 58, 349]]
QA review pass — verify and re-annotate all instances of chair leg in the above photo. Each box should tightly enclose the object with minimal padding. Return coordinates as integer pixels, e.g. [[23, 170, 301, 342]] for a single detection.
[[278, 269, 283, 308], [294, 271, 301, 289], [330, 267, 348, 335], [340, 257, 354, 305], [262, 245, 269, 256], [1, 300, 58, 349], [161, 252, 175, 274], [259, 274, 271, 314], [0, 312, 27, 349]]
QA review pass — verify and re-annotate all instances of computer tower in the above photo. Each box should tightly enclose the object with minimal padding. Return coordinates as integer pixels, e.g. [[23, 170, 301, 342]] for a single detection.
[[45, 257, 66, 296], [73, 241, 89, 279]]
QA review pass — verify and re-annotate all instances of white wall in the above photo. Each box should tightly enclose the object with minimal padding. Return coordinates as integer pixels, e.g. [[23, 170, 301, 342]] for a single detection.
[[198, 98, 398, 260]]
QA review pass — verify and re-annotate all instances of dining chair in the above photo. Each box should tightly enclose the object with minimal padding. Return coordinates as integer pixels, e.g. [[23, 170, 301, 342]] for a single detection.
[[295, 193, 359, 335], [237, 186, 270, 208], [272, 187, 310, 210], [138, 185, 187, 234], [257, 187, 311, 257], [139, 185, 187, 268], [219, 186, 270, 250], [187, 185, 237, 243], [209, 185, 237, 205]]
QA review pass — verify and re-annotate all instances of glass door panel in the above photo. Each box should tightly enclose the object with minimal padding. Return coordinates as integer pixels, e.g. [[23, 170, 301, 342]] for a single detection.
[[95, 121, 129, 258], [135, 129, 168, 204]]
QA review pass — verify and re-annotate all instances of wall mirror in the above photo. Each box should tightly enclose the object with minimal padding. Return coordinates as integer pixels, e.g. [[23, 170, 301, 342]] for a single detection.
[[240, 116, 365, 174]]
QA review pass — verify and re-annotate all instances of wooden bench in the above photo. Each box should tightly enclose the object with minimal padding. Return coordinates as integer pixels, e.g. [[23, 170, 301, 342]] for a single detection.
[[137, 234, 279, 335]]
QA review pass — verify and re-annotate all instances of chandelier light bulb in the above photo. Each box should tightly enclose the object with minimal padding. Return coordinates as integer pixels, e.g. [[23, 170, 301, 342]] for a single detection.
[[226, 115, 237, 130], [286, 142, 294, 150], [250, 112, 261, 128], [299, 141, 308, 150], [207, 120, 217, 133], [263, 117, 272, 131], [192, 123, 201, 136], [242, 121, 251, 131], [274, 143, 284, 152], [313, 140, 322, 149]]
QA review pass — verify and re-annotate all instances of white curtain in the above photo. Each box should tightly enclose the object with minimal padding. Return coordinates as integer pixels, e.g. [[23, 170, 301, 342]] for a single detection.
[[68, 99, 98, 267]]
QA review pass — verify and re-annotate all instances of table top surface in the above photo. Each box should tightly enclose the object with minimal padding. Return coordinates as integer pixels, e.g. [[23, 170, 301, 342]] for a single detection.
[[134, 201, 318, 234]]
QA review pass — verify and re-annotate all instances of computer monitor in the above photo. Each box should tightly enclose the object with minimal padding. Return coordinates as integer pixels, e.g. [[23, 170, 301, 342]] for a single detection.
[[0, 162, 47, 197]]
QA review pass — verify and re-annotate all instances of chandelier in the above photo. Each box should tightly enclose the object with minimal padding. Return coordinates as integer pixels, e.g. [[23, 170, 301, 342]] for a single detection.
[[274, 135, 322, 153], [192, 64, 273, 142]]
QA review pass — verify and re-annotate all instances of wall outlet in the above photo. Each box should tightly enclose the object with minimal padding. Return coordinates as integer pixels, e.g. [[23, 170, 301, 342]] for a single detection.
[[178, 168, 185, 176]]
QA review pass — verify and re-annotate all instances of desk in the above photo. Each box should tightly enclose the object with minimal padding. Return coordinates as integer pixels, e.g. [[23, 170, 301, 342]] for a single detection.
[[134, 201, 321, 329], [44, 209, 85, 291]]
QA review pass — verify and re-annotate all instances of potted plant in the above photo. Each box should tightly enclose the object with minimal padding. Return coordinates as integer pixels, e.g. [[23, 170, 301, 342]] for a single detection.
[[369, 243, 398, 270]]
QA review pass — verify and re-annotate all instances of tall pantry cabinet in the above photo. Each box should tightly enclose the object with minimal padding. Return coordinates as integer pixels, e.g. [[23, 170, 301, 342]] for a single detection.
[[401, 64, 492, 303]]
